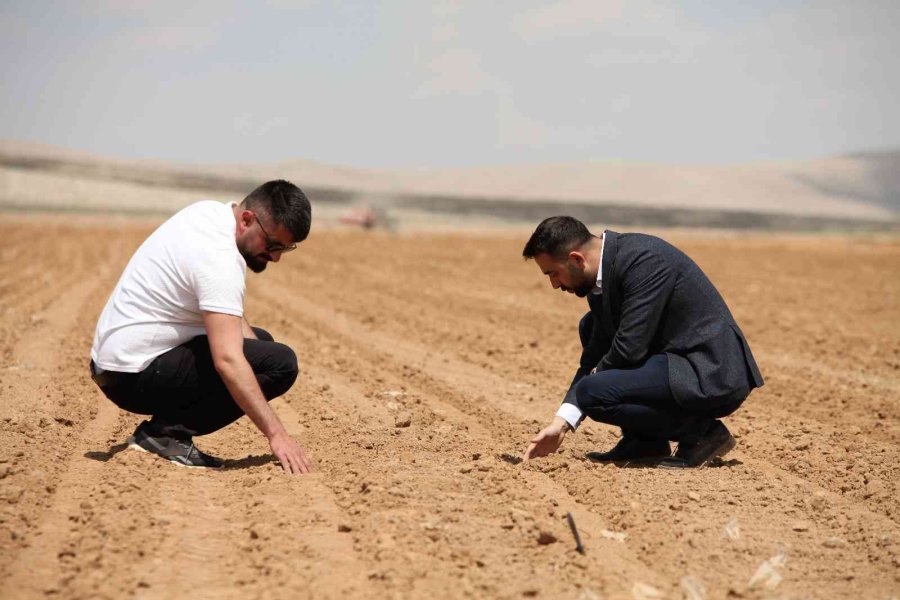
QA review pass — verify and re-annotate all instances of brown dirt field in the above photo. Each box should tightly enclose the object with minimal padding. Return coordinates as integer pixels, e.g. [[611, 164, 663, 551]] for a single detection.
[[0, 216, 898, 599]]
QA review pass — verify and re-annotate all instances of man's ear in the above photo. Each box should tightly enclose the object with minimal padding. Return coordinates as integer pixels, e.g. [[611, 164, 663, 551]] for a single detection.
[[568, 250, 587, 270], [238, 209, 255, 233]]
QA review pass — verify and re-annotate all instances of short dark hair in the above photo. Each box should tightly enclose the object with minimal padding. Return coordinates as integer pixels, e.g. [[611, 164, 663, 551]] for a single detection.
[[241, 180, 312, 243], [522, 216, 594, 259]]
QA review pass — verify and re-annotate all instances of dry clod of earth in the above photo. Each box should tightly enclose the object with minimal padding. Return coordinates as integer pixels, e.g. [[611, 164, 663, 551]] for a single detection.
[[536, 530, 558, 545]]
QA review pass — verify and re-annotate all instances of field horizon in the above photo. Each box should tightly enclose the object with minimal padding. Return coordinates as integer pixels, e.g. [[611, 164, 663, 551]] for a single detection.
[[1, 138, 897, 232]]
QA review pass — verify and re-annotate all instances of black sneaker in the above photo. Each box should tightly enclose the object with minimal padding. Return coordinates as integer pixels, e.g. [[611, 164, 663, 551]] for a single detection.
[[658, 420, 735, 469], [586, 436, 671, 465], [127, 421, 224, 469]]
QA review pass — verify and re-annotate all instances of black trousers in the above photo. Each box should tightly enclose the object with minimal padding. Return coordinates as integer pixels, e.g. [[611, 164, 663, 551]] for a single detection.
[[90, 327, 298, 439], [573, 312, 745, 443]]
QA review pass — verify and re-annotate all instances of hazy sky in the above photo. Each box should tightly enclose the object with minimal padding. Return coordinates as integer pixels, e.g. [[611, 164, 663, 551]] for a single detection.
[[1, 1, 898, 168]]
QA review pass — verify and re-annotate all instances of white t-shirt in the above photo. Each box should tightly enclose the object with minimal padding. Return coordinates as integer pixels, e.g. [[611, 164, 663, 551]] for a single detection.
[[91, 200, 247, 373]]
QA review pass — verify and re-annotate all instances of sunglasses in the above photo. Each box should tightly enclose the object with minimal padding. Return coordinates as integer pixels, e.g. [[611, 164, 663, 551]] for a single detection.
[[254, 214, 297, 253]]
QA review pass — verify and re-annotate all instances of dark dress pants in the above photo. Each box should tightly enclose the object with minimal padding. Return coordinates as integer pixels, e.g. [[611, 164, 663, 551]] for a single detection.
[[573, 312, 744, 443], [90, 327, 298, 439]]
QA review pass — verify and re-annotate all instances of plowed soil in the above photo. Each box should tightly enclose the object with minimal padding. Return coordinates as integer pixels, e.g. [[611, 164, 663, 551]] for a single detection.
[[1, 216, 898, 599]]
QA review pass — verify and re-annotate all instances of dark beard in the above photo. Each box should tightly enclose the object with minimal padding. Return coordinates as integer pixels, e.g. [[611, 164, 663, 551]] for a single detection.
[[573, 281, 594, 297], [242, 252, 269, 273], [566, 266, 594, 297]]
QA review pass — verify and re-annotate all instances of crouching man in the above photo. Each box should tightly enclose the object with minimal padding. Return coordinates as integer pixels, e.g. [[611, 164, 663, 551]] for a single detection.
[[90, 180, 313, 474], [523, 217, 763, 468]]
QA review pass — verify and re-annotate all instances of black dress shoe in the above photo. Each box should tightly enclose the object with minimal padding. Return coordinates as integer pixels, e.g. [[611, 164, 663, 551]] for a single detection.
[[659, 420, 736, 469], [586, 436, 671, 465]]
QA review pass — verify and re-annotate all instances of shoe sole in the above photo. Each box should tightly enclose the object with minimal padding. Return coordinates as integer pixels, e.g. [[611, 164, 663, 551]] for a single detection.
[[614, 458, 668, 468], [586, 453, 670, 467], [126, 436, 223, 470], [657, 435, 737, 470]]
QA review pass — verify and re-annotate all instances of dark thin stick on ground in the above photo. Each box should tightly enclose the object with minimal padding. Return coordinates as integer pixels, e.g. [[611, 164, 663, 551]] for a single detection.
[[566, 512, 585, 554]]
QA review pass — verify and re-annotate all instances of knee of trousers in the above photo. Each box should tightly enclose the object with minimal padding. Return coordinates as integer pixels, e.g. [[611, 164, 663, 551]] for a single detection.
[[574, 374, 622, 412], [266, 343, 300, 388], [252, 327, 275, 342]]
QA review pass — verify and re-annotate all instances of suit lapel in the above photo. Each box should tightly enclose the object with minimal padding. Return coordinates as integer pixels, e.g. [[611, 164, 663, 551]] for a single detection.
[[599, 230, 618, 340]]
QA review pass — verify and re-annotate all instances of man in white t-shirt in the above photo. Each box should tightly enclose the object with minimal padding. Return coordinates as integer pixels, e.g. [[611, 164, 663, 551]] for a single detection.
[[89, 180, 313, 474]]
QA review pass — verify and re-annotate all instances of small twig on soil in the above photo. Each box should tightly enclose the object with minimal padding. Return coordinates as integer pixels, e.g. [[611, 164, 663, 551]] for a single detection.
[[566, 512, 585, 554]]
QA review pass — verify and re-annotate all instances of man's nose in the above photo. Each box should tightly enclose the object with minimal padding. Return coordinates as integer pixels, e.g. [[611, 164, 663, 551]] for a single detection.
[[550, 277, 560, 289], [269, 249, 283, 262]]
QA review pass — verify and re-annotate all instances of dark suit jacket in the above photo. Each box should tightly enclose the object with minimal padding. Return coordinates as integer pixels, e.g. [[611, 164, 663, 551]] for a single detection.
[[563, 231, 764, 413]]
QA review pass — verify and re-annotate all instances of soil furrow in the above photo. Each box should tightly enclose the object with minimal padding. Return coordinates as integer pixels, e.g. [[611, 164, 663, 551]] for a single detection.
[[255, 299, 664, 598], [0, 273, 114, 585], [1, 221, 897, 599], [253, 248, 900, 597]]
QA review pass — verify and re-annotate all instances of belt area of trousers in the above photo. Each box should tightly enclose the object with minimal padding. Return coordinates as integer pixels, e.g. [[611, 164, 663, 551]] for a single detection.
[[89, 360, 139, 389]]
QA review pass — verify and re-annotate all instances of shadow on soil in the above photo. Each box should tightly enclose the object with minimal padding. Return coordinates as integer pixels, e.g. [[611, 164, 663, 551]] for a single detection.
[[223, 454, 277, 470], [84, 446, 277, 470], [580, 455, 744, 469], [84, 443, 130, 462]]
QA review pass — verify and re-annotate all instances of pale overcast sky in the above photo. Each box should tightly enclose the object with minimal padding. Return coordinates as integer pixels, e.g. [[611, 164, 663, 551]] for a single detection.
[[1, 1, 897, 168]]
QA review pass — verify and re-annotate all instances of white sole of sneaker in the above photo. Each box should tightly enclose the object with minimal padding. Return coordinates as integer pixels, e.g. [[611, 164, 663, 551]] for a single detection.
[[125, 436, 222, 470]]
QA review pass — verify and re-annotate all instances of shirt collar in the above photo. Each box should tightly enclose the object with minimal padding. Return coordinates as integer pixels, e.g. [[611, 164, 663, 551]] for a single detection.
[[591, 232, 605, 295]]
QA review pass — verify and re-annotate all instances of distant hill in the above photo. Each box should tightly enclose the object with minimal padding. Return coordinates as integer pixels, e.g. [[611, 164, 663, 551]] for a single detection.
[[367, 153, 900, 221], [836, 150, 900, 212], [0, 139, 897, 231]]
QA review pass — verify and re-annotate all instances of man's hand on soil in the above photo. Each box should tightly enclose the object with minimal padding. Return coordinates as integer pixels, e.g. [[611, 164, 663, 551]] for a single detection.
[[524, 416, 570, 460], [269, 431, 313, 474]]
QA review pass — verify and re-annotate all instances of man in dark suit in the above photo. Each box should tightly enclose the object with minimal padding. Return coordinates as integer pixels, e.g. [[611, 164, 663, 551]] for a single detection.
[[523, 216, 763, 468]]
